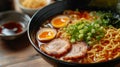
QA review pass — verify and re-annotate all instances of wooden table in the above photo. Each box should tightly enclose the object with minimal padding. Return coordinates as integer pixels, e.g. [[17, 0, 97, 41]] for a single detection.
[[0, 1, 53, 67], [0, 33, 53, 67], [1, 33, 120, 67]]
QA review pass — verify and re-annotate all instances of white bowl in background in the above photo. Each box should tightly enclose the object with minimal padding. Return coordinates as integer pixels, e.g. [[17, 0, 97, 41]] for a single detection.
[[15, 0, 52, 16]]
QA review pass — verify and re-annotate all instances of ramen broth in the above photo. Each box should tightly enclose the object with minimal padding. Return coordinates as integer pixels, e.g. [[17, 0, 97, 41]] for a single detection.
[[36, 10, 120, 63]]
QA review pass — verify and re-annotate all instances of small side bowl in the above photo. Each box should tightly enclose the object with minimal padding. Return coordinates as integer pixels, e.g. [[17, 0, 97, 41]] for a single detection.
[[16, 0, 52, 16], [0, 11, 30, 40]]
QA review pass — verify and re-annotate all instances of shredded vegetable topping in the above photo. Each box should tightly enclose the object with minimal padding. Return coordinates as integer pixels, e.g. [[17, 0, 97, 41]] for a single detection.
[[62, 10, 120, 45]]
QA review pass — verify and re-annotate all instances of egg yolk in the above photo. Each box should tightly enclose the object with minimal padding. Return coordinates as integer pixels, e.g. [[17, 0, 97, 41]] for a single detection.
[[52, 16, 69, 28], [39, 31, 54, 39]]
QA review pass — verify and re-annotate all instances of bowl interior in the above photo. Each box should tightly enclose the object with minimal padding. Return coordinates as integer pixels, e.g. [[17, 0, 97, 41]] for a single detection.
[[0, 11, 30, 38], [28, 0, 120, 66]]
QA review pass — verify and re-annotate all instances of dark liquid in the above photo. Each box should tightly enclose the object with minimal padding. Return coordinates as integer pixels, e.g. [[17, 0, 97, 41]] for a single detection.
[[0, 21, 23, 35]]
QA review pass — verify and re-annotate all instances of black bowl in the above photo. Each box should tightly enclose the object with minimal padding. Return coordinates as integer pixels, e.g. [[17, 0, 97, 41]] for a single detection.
[[27, 0, 120, 67]]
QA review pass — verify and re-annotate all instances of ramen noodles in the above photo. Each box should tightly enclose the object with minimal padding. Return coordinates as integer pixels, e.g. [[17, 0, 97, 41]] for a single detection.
[[36, 10, 120, 63]]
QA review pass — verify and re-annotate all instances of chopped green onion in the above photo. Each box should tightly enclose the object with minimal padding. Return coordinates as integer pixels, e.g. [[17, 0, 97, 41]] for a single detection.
[[70, 38, 76, 43]]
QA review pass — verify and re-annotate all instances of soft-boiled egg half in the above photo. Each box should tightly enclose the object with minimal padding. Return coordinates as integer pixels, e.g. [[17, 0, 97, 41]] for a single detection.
[[51, 15, 70, 28], [37, 28, 57, 41]]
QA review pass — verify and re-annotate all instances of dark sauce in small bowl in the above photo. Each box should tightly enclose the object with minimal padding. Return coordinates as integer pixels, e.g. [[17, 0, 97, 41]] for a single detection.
[[0, 21, 24, 36]]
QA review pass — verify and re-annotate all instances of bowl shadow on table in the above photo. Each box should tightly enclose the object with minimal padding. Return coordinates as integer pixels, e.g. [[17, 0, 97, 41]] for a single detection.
[[1, 32, 31, 52]]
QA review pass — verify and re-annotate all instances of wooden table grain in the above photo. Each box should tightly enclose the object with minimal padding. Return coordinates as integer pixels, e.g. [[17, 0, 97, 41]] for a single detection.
[[1, 33, 120, 67], [0, 1, 53, 67], [0, 33, 53, 67]]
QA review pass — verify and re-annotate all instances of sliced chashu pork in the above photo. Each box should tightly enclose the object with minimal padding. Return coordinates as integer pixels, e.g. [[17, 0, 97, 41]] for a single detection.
[[40, 38, 71, 58], [63, 42, 88, 60]]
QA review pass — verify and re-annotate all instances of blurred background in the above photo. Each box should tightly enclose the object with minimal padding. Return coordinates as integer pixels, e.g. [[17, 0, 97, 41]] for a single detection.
[[0, 0, 118, 16], [0, 0, 14, 12]]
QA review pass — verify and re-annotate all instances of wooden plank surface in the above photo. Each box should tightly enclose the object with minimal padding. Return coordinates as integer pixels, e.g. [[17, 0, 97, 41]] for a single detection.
[[0, 1, 53, 67], [6, 58, 53, 67], [0, 33, 53, 67], [1, 33, 120, 67]]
